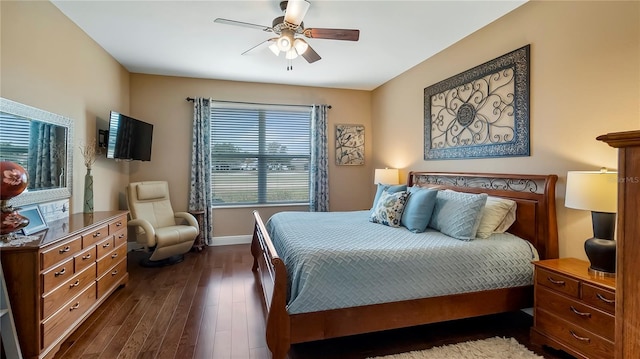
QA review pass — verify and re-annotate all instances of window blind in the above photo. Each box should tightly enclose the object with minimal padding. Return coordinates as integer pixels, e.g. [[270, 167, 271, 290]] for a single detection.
[[0, 113, 30, 167], [210, 103, 312, 205]]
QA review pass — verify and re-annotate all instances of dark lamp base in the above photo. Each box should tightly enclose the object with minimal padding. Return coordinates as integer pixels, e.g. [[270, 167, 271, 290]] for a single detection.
[[588, 267, 616, 278], [584, 237, 616, 275]]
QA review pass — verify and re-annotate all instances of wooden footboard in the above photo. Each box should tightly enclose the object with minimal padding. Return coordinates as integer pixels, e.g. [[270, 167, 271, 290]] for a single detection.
[[251, 211, 291, 359]]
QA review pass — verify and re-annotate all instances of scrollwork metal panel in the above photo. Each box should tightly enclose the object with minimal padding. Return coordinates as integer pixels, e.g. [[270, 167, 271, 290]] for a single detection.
[[424, 45, 530, 160]]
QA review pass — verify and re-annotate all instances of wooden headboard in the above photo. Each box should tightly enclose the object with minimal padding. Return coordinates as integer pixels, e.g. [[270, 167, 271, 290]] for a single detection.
[[408, 171, 558, 260]]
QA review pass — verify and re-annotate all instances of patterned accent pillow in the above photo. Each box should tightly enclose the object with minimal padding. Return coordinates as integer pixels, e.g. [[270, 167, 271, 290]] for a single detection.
[[370, 190, 409, 228], [428, 190, 488, 240], [370, 184, 407, 214]]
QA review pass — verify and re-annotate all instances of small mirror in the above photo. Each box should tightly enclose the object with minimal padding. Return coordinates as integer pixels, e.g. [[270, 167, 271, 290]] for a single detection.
[[0, 98, 73, 206]]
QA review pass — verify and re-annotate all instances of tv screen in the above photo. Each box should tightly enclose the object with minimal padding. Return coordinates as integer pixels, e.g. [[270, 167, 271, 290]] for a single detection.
[[106, 111, 153, 161]]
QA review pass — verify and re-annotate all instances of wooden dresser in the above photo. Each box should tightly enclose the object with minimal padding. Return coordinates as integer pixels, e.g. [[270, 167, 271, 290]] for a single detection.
[[0, 211, 129, 359], [598, 130, 640, 359], [531, 258, 615, 359]]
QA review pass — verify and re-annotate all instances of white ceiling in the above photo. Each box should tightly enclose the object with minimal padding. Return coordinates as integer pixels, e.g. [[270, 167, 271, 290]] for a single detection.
[[51, 0, 526, 91]]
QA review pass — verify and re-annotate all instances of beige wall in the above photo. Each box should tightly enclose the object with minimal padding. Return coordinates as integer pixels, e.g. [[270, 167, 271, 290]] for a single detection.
[[129, 74, 372, 237], [1, 1, 130, 213], [371, 0, 640, 259]]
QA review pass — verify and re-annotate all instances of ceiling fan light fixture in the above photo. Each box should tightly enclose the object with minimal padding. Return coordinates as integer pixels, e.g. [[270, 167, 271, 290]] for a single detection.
[[293, 38, 309, 55], [285, 48, 298, 60], [268, 42, 281, 56], [283, 0, 310, 26], [277, 29, 294, 51]]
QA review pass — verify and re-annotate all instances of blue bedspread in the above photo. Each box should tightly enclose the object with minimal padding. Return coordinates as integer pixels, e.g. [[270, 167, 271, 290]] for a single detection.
[[266, 210, 538, 314]]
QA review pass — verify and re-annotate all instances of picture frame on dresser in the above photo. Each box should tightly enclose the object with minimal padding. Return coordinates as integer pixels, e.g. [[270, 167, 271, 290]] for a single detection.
[[18, 204, 48, 235]]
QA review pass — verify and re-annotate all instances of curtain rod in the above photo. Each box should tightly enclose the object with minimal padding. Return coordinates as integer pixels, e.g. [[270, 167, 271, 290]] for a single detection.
[[185, 97, 331, 109]]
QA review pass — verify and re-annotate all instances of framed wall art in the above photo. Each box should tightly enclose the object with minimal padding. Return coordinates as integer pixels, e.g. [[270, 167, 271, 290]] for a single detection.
[[424, 45, 530, 160], [335, 124, 364, 165]]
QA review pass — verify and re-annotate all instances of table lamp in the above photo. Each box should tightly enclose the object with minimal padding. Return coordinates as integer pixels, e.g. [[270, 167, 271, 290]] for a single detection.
[[374, 168, 399, 185], [565, 168, 618, 277]]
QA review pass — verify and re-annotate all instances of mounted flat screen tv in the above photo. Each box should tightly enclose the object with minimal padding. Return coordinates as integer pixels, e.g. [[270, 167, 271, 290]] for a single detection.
[[106, 111, 153, 161]]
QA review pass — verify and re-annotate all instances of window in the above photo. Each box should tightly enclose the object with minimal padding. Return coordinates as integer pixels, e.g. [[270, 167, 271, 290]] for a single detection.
[[210, 103, 312, 206], [0, 113, 29, 167]]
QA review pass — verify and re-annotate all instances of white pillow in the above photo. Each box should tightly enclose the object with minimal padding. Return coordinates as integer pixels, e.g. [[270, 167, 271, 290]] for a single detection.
[[476, 196, 517, 238]]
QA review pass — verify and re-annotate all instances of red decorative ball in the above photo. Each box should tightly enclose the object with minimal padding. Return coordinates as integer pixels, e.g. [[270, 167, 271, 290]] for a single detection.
[[1, 161, 29, 200]]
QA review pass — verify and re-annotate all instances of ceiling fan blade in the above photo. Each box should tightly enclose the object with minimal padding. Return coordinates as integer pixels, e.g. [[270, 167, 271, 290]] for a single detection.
[[241, 38, 277, 55], [214, 18, 272, 32], [300, 44, 321, 63], [284, 0, 310, 26], [304, 28, 360, 41]]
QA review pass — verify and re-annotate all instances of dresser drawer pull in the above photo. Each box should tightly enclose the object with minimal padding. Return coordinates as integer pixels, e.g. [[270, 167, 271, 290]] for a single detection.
[[569, 330, 591, 343], [596, 293, 615, 304], [570, 306, 592, 318], [69, 280, 80, 288], [547, 277, 565, 286], [111, 270, 119, 276], [116, 222, 122, 227], [82, 253, 92, 260], [54, 268, 66, 277], [111, 253, 118, 259], [118, 234, 125, 239], [93, 232, 102, 238], [59, 246, 71, 254], [102, 242, 111, 248], [69, 302, 80, 311]]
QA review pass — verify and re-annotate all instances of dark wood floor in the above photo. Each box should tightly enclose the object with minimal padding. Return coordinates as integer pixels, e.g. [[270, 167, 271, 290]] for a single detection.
[[53, 244, 574, 359]]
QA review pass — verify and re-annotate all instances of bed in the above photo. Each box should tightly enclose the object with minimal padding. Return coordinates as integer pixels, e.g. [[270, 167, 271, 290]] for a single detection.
[[251, 171, 558, 359]]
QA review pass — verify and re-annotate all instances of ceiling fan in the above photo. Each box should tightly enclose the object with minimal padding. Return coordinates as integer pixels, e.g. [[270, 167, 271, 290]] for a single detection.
[[214, 0, 360, 69]]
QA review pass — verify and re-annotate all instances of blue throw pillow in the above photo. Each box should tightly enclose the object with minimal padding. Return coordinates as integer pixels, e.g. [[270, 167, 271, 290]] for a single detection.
[[428, 190, 488, 240], [401, 186, 438, 233], [370, 183, 407, 213]]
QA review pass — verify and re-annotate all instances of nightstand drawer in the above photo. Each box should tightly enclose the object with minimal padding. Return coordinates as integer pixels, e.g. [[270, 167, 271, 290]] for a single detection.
[[582, 283, 615, 315], [536, 309, 613, 359], [536, 286, 614, 340], [536, 268, 580, 298]]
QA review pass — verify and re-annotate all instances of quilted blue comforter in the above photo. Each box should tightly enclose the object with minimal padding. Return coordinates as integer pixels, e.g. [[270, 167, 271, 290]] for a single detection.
[[266, 210, 538, 314]]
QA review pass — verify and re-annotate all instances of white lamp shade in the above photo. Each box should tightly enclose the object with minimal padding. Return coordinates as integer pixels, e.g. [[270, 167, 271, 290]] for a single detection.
[[374, 168, 399, 185], [565, 170, 618, 213], [284, 0, 310, 26]]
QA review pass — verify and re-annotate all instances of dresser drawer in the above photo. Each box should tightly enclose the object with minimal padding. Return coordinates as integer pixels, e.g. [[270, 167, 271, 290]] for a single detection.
[[97, 259, 127, 298], [536, 268, 580, 298], [41, 237, 81, 270], [536, 286, 614, 340], [536, 309, 613, 359], [582, 283, 615, 315], [96, 235, 115, 259], [81, 225, 109, 248], [113, 227, 127, 248], [96, 244, 126, 276], [109, 215, 127, 235], [74, 246, 96, 273], [42, 258, 74, 294], [42, 263, 96, 320], [41, 282, 97, 349]]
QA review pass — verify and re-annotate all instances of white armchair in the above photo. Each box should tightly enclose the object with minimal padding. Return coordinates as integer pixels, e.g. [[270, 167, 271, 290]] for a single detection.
[[126, 181, 199, 266]]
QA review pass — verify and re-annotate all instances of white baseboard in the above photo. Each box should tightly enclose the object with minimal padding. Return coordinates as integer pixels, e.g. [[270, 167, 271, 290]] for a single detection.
[[210, 235, 252, 246]]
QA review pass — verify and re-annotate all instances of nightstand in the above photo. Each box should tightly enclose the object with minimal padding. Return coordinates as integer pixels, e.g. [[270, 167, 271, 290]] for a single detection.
[[531, 258, 615, 359]]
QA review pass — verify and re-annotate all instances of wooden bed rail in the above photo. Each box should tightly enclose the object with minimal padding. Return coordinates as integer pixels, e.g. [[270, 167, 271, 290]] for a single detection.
[[251, 210, 290, 359]]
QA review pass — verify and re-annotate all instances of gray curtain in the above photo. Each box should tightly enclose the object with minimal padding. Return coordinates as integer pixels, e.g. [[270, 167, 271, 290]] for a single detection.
[[310, 105, 329, 212], [28, 122, 60, 189], [188, 98, 214, 245]]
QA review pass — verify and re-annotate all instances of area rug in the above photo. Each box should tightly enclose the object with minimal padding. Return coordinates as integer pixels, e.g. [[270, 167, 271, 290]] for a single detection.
[[367, 337, 544, 359]]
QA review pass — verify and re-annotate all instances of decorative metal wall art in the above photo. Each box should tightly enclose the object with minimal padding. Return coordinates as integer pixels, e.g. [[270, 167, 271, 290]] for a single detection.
[[335, 124, 364, 165], [424, 45, 530, 160]]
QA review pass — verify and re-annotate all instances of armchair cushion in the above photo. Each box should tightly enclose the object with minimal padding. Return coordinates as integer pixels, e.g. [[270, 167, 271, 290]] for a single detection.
[[137, 182, 168, 200]]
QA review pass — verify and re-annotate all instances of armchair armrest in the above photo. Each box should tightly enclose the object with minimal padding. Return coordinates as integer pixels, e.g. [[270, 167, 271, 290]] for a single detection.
[[174, 211, 199, 229], [128, 218, 157, 247]]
